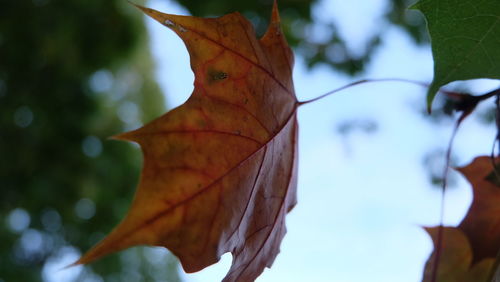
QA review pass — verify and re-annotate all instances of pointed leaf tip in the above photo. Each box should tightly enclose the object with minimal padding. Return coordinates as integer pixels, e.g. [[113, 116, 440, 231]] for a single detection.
[[61, 260, 82, 271], [271, 0, 281, 24], [109, 131, 136, 142], [130, 4, 174, 28], [126, 0, 138, 7], [127, 1, 148, 13]]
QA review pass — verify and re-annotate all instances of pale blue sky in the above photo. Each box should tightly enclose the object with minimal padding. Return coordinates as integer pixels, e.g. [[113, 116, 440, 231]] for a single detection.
[[143, 0, 497, 281]]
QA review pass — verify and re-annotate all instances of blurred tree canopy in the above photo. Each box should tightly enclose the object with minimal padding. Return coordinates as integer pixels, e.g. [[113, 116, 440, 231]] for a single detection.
[[0, 0, 432, 281], [0, 0, 179, 281]]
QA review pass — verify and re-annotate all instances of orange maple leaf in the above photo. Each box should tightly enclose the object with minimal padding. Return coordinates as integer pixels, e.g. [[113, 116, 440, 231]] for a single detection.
[[422, 227, 495, 282], [457, 156, 500, 263], [423, 156, 500, 281], [75, 3, 298, 281]]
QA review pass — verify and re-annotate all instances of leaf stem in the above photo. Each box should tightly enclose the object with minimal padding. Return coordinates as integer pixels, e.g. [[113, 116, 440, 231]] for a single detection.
[[298, 79, 500, 108], [478, 87, 500, 101], [297, 78, 429, 106], [431, 120, 460, 282]]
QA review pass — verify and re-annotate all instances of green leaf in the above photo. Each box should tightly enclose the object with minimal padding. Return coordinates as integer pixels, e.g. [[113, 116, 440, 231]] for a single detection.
[[411, 0, 500, 111]]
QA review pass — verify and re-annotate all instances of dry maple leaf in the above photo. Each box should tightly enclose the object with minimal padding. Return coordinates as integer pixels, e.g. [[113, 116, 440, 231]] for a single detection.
[[422, 227, 495, 282], [423, 156, 500, 281], [457, 156, 500, 263], [75, 2, 298, 281]]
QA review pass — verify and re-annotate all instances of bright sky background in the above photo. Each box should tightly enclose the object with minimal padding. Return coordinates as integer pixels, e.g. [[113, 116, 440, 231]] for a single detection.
[[120, 0, 498, 281], [29, 1, 499, 281]]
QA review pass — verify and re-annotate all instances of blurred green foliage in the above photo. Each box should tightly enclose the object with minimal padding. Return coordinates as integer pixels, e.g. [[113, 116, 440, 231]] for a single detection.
[[0, 0, 434, 281], [0, 0, 179, 281]]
